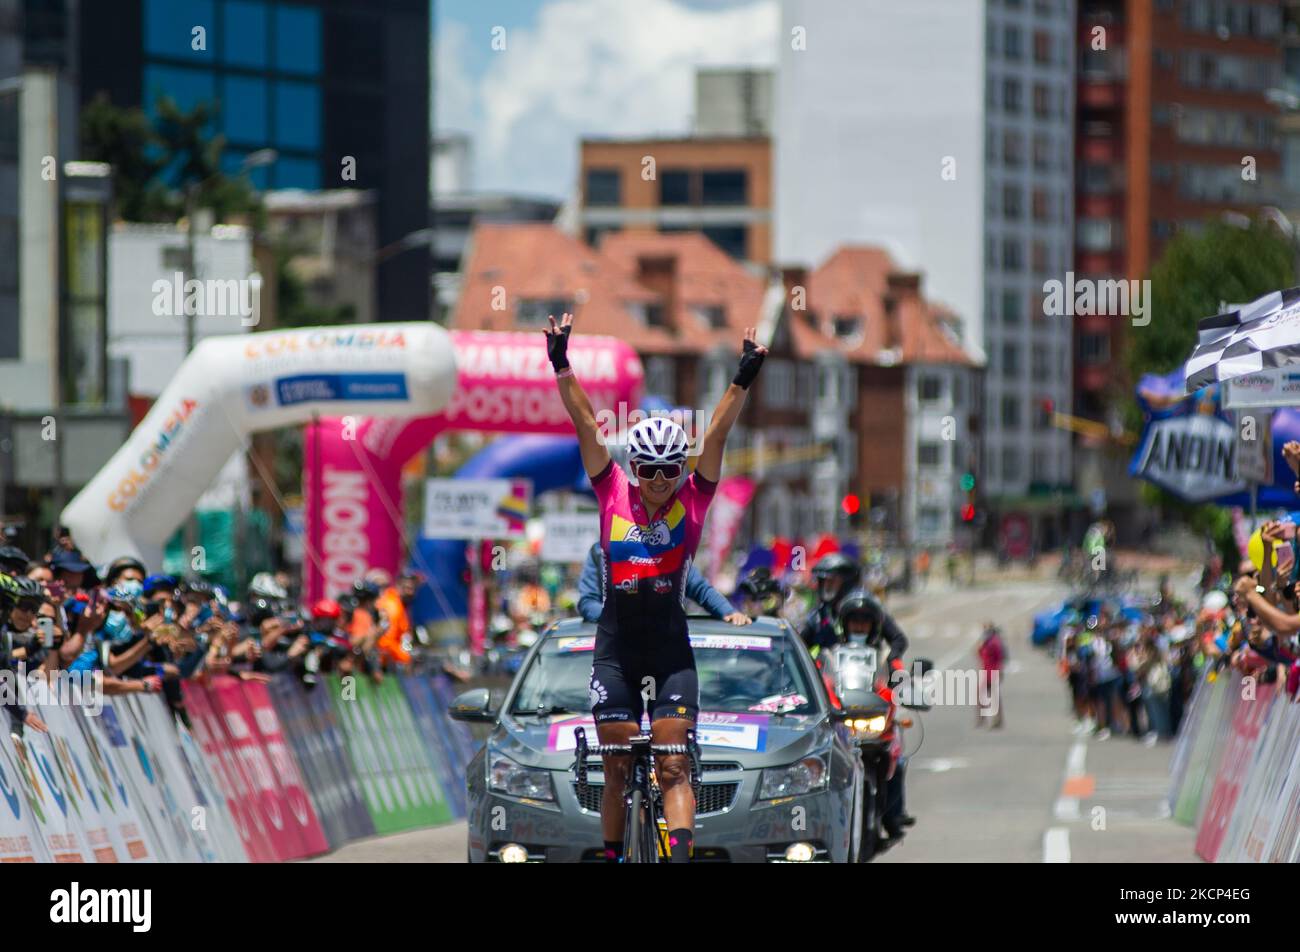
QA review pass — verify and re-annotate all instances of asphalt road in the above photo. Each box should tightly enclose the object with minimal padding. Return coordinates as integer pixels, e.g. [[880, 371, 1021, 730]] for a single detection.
[[311, 576, 1198, 863]]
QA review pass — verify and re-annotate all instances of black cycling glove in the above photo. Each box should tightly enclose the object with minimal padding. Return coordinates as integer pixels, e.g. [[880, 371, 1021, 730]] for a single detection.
[[546, 321, 571, 372], [732, 338, 765, 390]]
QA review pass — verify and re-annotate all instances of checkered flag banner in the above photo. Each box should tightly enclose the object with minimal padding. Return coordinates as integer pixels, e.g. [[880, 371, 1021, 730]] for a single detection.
[[1184, 286, 1300, 392]]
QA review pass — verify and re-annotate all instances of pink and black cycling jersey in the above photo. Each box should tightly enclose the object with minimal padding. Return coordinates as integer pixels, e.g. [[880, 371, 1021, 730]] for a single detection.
[[590, 459, 717, 637]]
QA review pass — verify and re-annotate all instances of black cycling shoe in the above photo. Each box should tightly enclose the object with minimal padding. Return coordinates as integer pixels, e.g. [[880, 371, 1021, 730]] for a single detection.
[[898, 814, 917, 827]]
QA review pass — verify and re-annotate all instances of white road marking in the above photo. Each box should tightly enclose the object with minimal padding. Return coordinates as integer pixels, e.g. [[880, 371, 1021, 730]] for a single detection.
[[912, 756, 970, 772], [1052, 740, 1088, 825], [1066, 740, 1087, 777], [1043, 827, 1071, 863]]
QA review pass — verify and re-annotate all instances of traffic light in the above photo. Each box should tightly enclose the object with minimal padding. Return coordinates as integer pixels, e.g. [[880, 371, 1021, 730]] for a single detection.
[[843, 493, 863, 528], [960, 471, 977, 523]]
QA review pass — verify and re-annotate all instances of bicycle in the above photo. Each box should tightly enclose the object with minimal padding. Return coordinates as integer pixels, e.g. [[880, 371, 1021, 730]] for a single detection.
[[573, 726, 701, 863]]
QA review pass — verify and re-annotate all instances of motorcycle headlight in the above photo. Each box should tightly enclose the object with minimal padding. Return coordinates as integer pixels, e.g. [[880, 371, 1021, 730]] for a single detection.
[[759, 755, 829, 800], [488, 754, 555, 801], [847, 715, 888, 736]]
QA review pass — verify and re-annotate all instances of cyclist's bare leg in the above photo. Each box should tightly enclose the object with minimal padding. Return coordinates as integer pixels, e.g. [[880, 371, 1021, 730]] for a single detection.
[[651, 716, 695, 832], [595, 719, 638, 843]]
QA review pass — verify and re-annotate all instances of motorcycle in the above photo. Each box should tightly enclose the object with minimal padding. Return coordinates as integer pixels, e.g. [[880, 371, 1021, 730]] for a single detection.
[[825, 640, 932, 862]]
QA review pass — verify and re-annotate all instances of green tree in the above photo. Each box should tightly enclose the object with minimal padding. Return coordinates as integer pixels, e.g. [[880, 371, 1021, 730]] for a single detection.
[[79, 93, 168, 221], [79, 94, 259, 224], [1129, 218, 1295, 379], [1129, 217, 1296, 541]]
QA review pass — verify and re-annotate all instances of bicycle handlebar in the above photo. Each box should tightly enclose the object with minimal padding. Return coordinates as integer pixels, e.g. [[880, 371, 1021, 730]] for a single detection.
[[572, 727, 702, 791]]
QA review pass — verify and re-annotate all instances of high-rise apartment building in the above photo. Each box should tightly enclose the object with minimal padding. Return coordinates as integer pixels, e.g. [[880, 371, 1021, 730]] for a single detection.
[[776, 0, 1076, 545]]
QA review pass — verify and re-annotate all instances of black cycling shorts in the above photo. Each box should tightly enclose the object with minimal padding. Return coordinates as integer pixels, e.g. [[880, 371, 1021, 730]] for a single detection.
[[589, 625, 699, 724]]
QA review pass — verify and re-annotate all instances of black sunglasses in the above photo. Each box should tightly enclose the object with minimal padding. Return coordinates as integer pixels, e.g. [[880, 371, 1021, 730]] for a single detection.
[[633, 462, 683, 482]]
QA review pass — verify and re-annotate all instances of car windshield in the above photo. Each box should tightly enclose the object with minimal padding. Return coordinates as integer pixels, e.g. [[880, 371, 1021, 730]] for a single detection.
[[509, 631, 819, 716]]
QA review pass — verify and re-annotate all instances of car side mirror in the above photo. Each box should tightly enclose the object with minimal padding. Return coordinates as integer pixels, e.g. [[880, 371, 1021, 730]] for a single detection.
[[449, 687, 497, 723]]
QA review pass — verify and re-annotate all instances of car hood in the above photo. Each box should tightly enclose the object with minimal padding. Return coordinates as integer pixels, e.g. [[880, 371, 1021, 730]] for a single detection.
[[491, 712, 833, 771]]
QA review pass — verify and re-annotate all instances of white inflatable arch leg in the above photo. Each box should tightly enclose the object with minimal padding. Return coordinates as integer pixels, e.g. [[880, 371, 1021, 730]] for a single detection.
[[61, 323, 457, 570]]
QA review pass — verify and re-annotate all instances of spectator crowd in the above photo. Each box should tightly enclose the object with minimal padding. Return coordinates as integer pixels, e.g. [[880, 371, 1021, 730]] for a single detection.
[[1055, 442, 1300, 745], [0, 525, 428, 736]]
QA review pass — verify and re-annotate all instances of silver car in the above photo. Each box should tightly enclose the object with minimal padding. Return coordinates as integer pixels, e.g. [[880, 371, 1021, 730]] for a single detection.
[[451, 615, 868, 863]]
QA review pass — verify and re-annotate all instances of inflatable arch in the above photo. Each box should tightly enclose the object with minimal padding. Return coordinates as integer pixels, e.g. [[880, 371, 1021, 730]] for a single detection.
[[62, 324, 458, 569], [302, 330, 643, 601]]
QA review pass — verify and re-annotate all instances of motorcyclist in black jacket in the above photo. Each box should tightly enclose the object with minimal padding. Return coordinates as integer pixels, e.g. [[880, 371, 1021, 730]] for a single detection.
[[800, 553, 862, 655]]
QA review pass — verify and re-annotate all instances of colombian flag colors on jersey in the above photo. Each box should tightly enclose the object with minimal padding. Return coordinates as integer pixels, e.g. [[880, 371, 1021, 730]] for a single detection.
[[591, 458, 717, 617]]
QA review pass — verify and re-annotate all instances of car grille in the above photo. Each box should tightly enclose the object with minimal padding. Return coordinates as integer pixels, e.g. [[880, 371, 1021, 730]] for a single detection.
[[573, 781, 740, 816]]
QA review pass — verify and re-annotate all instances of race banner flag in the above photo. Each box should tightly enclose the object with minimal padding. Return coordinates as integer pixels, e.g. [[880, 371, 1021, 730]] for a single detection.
[[1184, 287, 1300, 393], [701, 476, 756, 576]]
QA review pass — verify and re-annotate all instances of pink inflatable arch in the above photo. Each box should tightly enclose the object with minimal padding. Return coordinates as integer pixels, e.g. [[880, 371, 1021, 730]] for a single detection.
[[302, 331, 643, 601]]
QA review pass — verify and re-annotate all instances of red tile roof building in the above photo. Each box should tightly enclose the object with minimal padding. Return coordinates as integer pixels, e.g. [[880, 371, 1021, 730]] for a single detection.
[[454, 223, 981, 549]]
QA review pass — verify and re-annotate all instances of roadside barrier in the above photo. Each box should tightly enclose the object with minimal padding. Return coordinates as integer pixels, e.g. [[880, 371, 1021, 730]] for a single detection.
[[1169, 669, 1300, 862], [0, 670, 478, 862]]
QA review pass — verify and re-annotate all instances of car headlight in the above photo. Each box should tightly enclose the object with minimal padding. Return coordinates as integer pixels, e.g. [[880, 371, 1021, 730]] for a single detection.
[[759, 755, 829, 800], [488, 753, 555, 801], [848, 715, 888, 737]]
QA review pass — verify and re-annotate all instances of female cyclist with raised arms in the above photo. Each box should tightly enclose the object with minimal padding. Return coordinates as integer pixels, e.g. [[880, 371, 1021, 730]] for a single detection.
[[545, 311, 765, 863]]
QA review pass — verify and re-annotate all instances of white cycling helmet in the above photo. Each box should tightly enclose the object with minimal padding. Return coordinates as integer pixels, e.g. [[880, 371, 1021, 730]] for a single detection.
[[625, 417, 689, 467]]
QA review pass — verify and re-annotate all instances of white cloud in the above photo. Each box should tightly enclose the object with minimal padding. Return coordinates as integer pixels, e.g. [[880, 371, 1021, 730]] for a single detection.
[[440, 0, 778, 200]]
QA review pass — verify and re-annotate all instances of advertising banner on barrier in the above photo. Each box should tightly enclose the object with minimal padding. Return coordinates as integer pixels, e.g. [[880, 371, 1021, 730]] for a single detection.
[[1167, 668, 1211, 810], [1230, 697, 1300, 862], [399, 675, 466, 818], [269, 676, 348, 849], [174, 719, 249, 863], [1173, 674, 1234, 825], [207, 677, 309, 861], [29, 693, 152, 863], [1263, 705, 1300, 862], [88, 700, 196, 862], [302, 681, 375, 841], [0, 718, 84, 861], [131, 691, 247, 863], [327, 674, 447, 834], [375, 676, 454, 825], [1195, 678, 1277, 862], [430, 673, 481, 768], [22, 699, 108, 863], [0, 724, 51, 862], [184, 681, 277, 862], [242, 680, 329, 856]]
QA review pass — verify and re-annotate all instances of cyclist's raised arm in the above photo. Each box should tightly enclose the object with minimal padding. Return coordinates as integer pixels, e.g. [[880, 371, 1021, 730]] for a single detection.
[[696, 327, 766, 483], [545, 312, 611, 479]]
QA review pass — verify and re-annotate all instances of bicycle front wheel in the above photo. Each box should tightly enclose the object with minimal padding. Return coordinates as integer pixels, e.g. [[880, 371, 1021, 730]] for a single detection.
[[624, 789, 650, 863]]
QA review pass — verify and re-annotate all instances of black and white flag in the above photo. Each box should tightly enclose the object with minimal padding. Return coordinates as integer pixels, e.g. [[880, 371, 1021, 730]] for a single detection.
[[1184, 287, 1300, 392]]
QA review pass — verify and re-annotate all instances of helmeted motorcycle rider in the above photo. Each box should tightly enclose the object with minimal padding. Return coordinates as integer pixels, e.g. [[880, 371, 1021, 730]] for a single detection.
[[800, 553, 862, 654], [836, 588, 916, 842]]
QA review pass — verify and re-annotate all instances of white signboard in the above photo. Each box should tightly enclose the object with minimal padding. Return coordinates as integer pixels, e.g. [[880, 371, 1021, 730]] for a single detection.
[[540, 512, 600, 562], [422, 478, 532, 539], [1233, 410, 1274, 485], [1222, 368, 1300, 409]]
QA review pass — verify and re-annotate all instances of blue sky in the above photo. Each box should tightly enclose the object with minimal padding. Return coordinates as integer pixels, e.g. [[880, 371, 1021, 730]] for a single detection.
[[434, 0, 778, 201]]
